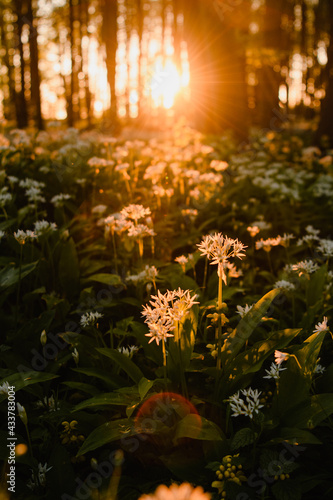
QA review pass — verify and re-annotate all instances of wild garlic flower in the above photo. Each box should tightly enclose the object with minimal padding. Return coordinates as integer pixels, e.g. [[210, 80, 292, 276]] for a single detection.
[[87, 156, 108, 168], [25, 186, 46, 204], [0, 230, 5, 240], [0, 381, 11, 396], [34, 220, 57, 236], [247, 225, 260, 237], [17, 402, 28, 425], [138, 483, 211, 500], [273, 280, 296, 292], [121, 204, 151, 222], [0, 187, 12, 207], [105, 213, 130, 233], [314, 359, 325, 375], [127, 223, 156, 238], [255, 237, 281, 251], [263, 362, 287, 380], [317, 239, 333, 258], [51, 193, 72, 207], [274, 350, 289, 365], [292, 260, 319, 276], [27, 463, 53, 490], [80, 311, 103, 327], [142, 289, 198, 345], [313, 317, 329, 334], [126, 265, 158, 284], [175, 255, 188, 272], [197, 233, 246, 284], [14, 229, 37, 244], [36, 395, 59, 412], [117, 346, 139, 358], [72, 348, 79, 365], [236, 304, 253, 317], [227, 388, 264, 419]]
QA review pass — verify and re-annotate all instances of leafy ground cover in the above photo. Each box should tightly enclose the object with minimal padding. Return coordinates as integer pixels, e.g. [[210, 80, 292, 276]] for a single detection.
[[0, 123, 333, 500]]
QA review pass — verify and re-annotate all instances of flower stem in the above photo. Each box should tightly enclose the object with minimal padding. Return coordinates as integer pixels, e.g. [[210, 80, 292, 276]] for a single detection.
[[216, 269, 223, 371], [162, 340, 168, 391], [16, 245, 23, 328]]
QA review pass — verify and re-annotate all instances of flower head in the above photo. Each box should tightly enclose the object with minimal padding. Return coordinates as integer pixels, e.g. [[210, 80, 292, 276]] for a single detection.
[[80, 311, 103, 327], [227, 388, 264, 419], [142, 289, 198, 345], [263, 362, 287, 380], [274, 350, 289, 365], [138, 483, 210, 500], [197, 233, 246, 284], [121, 204, 151, 222], [313, 316, 329, 334]]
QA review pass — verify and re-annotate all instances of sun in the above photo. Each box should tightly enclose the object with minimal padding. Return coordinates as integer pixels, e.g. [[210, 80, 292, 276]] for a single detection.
[[149, 60, 183, 110]]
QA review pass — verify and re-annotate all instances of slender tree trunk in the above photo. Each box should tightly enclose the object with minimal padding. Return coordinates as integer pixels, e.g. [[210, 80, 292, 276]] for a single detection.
[[67, 0, 74, 126], [14, 0, 28, 128], [256, 0, 283, 128], [27, 0, 44, 129], [315, 1, 333, 146], [0, 14, 17, 121], [136, 0, 143, 118], [102, 0, 118, 129], [183, 0, 248, 137]]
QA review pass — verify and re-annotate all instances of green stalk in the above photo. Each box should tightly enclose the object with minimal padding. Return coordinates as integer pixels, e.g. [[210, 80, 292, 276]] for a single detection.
[[162, 339, 168, 391], [111, 230, 118, 273], [216, 266, 223, 371], [176, 321, 188, 399]]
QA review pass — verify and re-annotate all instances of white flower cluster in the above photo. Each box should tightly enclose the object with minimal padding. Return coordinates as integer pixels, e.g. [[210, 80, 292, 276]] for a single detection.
[[27, 462, 52, 490], [142, 288, 198, 345], [263, 362, 287, 380], [197, 233, 246, 284], [80, 311, 103, 327], [126, 265, 158, 284], [227, 388, 264, 419]]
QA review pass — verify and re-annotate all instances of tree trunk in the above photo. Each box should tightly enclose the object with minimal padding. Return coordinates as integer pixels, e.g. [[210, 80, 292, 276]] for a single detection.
[[27, 0, 44, 129], [315, 1, 333, 146], [102, 0, 118, 130], [255, 0, 283, 128], [183, 0, 248, 138], [67, 0, 74, 127], [14, 0, 28, 128]]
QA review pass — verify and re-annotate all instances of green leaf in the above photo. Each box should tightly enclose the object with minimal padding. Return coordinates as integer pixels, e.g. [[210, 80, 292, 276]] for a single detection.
[[81, 273, 123, 287], [58, 238, 80, 299], [72, 367, 122, 390], [138, 377, 154, 400], [0, 261, 38, 291], [96, 348, 144, 384], [0, 371, 58, 402], [73, 391, 138, 412], [77, 418, 135, 456], [174, 414, 224, 442], [268, 427, 322, 445], [286, 393, 333, 429], [231, 428, 257, 450], [222, 288, 281, 364], [61, 381, 102, 396]]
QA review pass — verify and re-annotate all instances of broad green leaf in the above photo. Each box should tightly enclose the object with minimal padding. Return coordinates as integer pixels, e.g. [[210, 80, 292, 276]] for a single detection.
[[231, 428, 257, 450], [0, 261, 38, 291], [221, 288, 281, 364], [138, 377, 154, 400], [72, 367, 122, 390], [77, 418, 135, 456], [61, 381, 102, 396], [0, 371, 58, 402], [294, 330, 326, 382], [286, 393, 333, 429], [96, 348, 144, 384], [307, 264, 327, 307], [267, 427, 322, 445], [174, 414, 224, 442], [73, 391, 137, 412], [81, 273, 123, 287]]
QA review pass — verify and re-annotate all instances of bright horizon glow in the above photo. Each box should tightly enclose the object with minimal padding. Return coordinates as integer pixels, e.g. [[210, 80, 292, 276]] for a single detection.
[[150, 60, 182, 109]]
